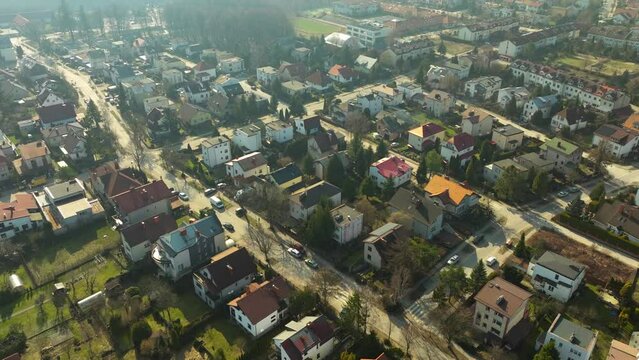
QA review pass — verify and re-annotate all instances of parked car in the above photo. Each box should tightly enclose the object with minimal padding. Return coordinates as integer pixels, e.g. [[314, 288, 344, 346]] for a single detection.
[[557, 191, 568, 198], [204, 188, 216, 196], [447, 255, 460, 265], [390, 142, 400, 148], [178, 192, 189, 201], [568, 186, 580, 193], [486, 256, 498, 267], [304, 258, 319, 269], [222, 223, 235, 232], [287, 248, 303, 259], [217, 182, 227, 189], [235, 207, 246, 217], [292, 243, 306, 256]]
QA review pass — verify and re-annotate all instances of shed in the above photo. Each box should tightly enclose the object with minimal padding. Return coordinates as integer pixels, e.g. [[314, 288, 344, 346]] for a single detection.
[[77, 291, 105, 311], [9, 274, 24, 292]]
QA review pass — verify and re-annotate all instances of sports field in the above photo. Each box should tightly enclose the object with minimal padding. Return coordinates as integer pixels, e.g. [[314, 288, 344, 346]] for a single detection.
[[293, 17, 343, 38]]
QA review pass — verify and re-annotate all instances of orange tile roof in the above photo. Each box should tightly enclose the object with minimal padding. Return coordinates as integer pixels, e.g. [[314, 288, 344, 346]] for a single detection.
[[623, 113, 639, 132], [424, 174, 476, 206]]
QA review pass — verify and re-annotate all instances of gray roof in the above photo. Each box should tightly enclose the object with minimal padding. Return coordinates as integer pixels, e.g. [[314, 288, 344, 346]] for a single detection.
[[535, 251, 586, 280], [493, 125, 523, 137], [159, 215, 223, 255], [201, 136, 229, 148], [388, 188, 443, 227], [46, 179, 84, 201], [270, 163, 302, 186], [237, 124, 261, 136], [493, 158, 527, 172], [290, 181, 341, 209], [548, 314, 596, 348]]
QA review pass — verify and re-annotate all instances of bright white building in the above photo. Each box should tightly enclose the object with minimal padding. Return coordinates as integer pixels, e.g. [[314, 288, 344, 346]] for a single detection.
[[440, 133, 475, 166], [331, 205, 364, 244], [369, 156, 413, 188], [202, 136, 231, 168], [497, 87, 530, 110], [592, 124, 639, 160], [541, 314, 597, 360], [225, 152, 269, 180], [273, 316, 337, 360], [527, 251, 586, 303], [232, 124, 262, 152], [464, 76, 502, 100], [265, 121, 294, 144]]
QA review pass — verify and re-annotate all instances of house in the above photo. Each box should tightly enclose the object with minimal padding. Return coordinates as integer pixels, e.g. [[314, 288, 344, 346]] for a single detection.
[[16, 141, 51, 175], [121, 78, 156, 104], [36, 88, 64, 108], [514, 152, 554, 173], [143, 96, 172, 114], [333, 1, 379, 16], [376, 109, 416, 142], [314, 151, 350, 181], [146, 108, 171, 139], [120, 213, 177, 262], [256, 66, 278, 87], [262, 120, 293, 144], [193, 247, 257, 309], [108, 63, 139, 85], [0, 130, 16, 161], [407, 122, 446, 152], [397, 82, 423, 100], [464, 76, 502, 101], [17, 56, 48, 82], [511, 59, 630, 112], [540, 314, 597, 360], [41, 123, 85, 148], [0, 193, 43, 240], [328, 64, 357, 84], [202, 136, 231, 168], [539, 137, 582, 172], [369, 156, 413, 188], [273, 315, 337, 360], [473, 277, 532, 340], [331, 205, 364, 244], [324, 32, 362, 49], [354, 55, 378, 74], [594, 201, 639, 243], [178, 103, 212, 128], [461, 108, 495, 137], [208, 91, 230, 117], [592, 124, 639, 160], [308, 131, 344, 160], [346, 21, 391, 48], [440, 133, 475, 166], [623, 113, 639, 133], [289, 181, 342, 221], [443, 57, 472, 80], [87, 49, 107, 71], [606, 340, 639, 360], [522, 95, 559, 122], [153, 55, 186, 72], [182, 82, 209, 105], [225, 152, 269, 180], [161, 69, 183, 87], [233, 124, 262, 153], [456, 18, 519, 42], [294, 115, 321, 136], [217, 56, 245, 74], [36, 103, 77, 129], [0, 155, 12, 182], [281, 80, 309, 97], [0, 36, 16, 63], [388, 188, 443, 240], [419, 90, 455, 117], [492, 125, 524, 151], [59, 132, 88, 160], [291, 47, 311, 62], [380, 34, 435, 67], [587, 26, 639, 52], [35, 179, 105, 233], [152, 215, 227, 281], [269, 163, 303, 191], [426, 65, 457, 90], [371, 84, 403, 107], [278, 63, 308, 82], [0, 77, 31, 102], [497, 87, 530, 110], [212, 75, 244, 97], [483, 158, 529, 184], [351, 93, 383, 117], [424, 175, 480, 216], [551, 106, 591, 134], [527, 251, 586, 303], [363, 223, 402, 270], [305, 71, 333, 93], [186, 43, 202, 57], [111, 180, 173, 225], [228, 276, 293, 337], [89, 162, 142, 201], [498, 23, 580, 57], [193, 62, 217, 82]]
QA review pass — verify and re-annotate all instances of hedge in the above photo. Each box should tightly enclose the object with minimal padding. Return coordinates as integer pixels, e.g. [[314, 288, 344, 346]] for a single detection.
[[556, 212, 639, 256]]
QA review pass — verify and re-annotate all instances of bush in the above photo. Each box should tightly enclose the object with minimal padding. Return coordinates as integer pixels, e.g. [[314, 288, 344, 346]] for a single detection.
[[557, 212, 639, 256], [0, 329, 27, 358], [131, 320, 153, 348]]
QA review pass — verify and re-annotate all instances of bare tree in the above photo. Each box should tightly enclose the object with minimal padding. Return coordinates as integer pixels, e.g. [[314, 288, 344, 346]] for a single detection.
[[244, 183, 289, 226], [35, 294, 46, 314], [310, 269, 340, 305], [129, 118, 147, 172], [247, 222, 275, 266], [84, 274, 96, 294], [386, 211, 414, 235], [345, 111, 371, 134], [401, 318, 419, 357], [590, 140, 611, 175], [389, 265, 412, 305]]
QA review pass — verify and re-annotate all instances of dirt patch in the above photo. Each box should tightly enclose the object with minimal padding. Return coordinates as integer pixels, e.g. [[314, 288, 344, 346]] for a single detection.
[[528, 230, 633, 286]]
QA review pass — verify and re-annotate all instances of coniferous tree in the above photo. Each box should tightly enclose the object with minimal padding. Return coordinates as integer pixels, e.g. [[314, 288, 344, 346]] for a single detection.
[[470, 260, 488, 293]]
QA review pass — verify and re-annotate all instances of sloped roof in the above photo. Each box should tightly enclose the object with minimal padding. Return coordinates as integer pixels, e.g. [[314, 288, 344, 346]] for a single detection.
[[474, 277, 532, 318], [270, 163, 302, 186], [230, 152, 267, 172], [228, 276, 292, 324], [36, 103, 76, 124], [371, 156, 412, 178], [534, 251, 586, 280], [290, 181, 341, 209], [280, 316, 335, 360], [112, 180, 172, 214], [121, 213, 177, 247], [389, 188, 442, 227], [178, 103, 210, 122], [18, 141, 48, 160], [197, 247, 257, 296], [448, 133, 475, 151], [424, 175, 477, 206]]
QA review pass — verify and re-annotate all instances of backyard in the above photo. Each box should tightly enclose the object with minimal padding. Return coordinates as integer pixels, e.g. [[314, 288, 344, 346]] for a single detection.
[[292, 17, 343, 38], [554, 53, 639, 77], [442, 40, 474, 56], [199, 319, 249, 359]]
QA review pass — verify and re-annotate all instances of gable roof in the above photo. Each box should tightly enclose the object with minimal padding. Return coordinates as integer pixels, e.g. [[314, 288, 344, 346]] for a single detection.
[[462, 108, 493, 124], [299, 115, 321, 131], [556, 106, 592, 125], [121, 213, 177, 247], [41, 122, 84, 140], [310, 131, 341, 153], [290, 181, 341, 209], [158, 215, 223, 255], [424, 175, 477, 206], [607, 340, 639, 360], [36, 88, 61, 106], [474, 277, 532, 318], [228, 276, 292, 324], [534, 251, 586, 280], [328, 64, 357, 79], [305, 71, 332, 87], [92, 163, 143, 198], [279, 62, 307, 78], [594, 201, 639, 241], [0, 192, 39, 222], [595, 124, 639, 145], [179, 103, 210, 122], [280, 316, 335, 360], [270, 163, 302, 186], [196, 247, 257, 296], [389, 188, 443, 227], [36, 103, 76, 124], [112, 180, 172, 214], [409, 122, 446, 139], [448, 133, 475, 151], [371, 156, 412, 178], [230, 152, 267, 172], [18, 141, 49, 160]]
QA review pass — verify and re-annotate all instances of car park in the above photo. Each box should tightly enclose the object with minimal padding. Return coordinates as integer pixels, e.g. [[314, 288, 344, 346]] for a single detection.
[[447, 255, 460, 265], [204, 188, 216, 196], [486, 256, 498, 267], [557, 191, 568, 198], [235, 207, 246, 217]]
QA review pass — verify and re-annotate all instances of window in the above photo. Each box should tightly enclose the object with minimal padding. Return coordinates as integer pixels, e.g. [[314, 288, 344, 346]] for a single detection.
[[367, 254, 371, 260]]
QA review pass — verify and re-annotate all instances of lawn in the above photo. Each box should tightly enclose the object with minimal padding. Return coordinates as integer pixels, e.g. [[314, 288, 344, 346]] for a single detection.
[[26, 221, 120, 284], [411, 111, 457, 137], [292, 17, 343, 38], [57, 253, 124, 301], [164, 291, 211, 326], [555, 53, 639, 76], [0, 298, 71, 337], [199, 319, 249, 359], [442, 40, 474, 56]]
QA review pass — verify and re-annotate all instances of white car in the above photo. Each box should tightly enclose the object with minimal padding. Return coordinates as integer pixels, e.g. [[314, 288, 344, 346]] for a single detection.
[[287, 248, 303, 259], [486, 256, 497, 267], [447, 255, 459, 265]]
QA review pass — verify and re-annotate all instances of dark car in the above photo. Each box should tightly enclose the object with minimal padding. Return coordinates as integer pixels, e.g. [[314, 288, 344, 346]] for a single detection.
[[222, 223, 235, 232], [235, 207, 246, 217], [292, 243, 306, 256]]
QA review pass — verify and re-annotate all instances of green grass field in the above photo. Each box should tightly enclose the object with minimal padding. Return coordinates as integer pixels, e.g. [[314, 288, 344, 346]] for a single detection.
[[555, 53, 639, 77], [442, 40, 474, 56], [200, 319, 249, 359], [293, 17, 342, 38]]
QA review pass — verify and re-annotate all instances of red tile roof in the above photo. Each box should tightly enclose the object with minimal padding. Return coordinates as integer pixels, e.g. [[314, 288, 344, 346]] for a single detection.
[[372, 156, 412, 178], [112, 180, 172, 214], [228, 276, 292, 324], [410, 122, 446, 138], [328, 64, 357, 80], [91, 162, 143, 198], [449, 133, 475, 151], [121, 213, 177, 247], [18, 141, 49, 160], [0, 192, 38, 222]]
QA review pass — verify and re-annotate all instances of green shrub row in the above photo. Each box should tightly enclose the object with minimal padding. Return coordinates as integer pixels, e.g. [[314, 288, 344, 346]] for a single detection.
[[557, 213, 639, 256]]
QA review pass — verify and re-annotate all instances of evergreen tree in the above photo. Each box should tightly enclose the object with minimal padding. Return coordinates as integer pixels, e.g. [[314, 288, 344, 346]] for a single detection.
[[470, 260, 488, 293], [117, 84, 128, 113], [494, 166, 527, 202], [566, 198, 585, 217], [531, 171, 550, 196], [416, 155, 428, 184], [425, 150, 443, 174], [85, 100, 101, 128], [589, 181, 606, 201], [302, 154, 314, 175], [326, 155, 345, 187], [438, 40, 447, 54], [359, 176, 378, 198], [375, 140, 388, 160], [514, 233, 530, 260], [416, 65, 425, 85], [381, 176, 396, 200], [465, 157, 479, 185], [505, 96, 518, 117], [270, 96, 279, 113], [479, 140, 495, 164], [304, 198, 336, 248], [342, 177, 357, 201], [533, 340, 560, 360]]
